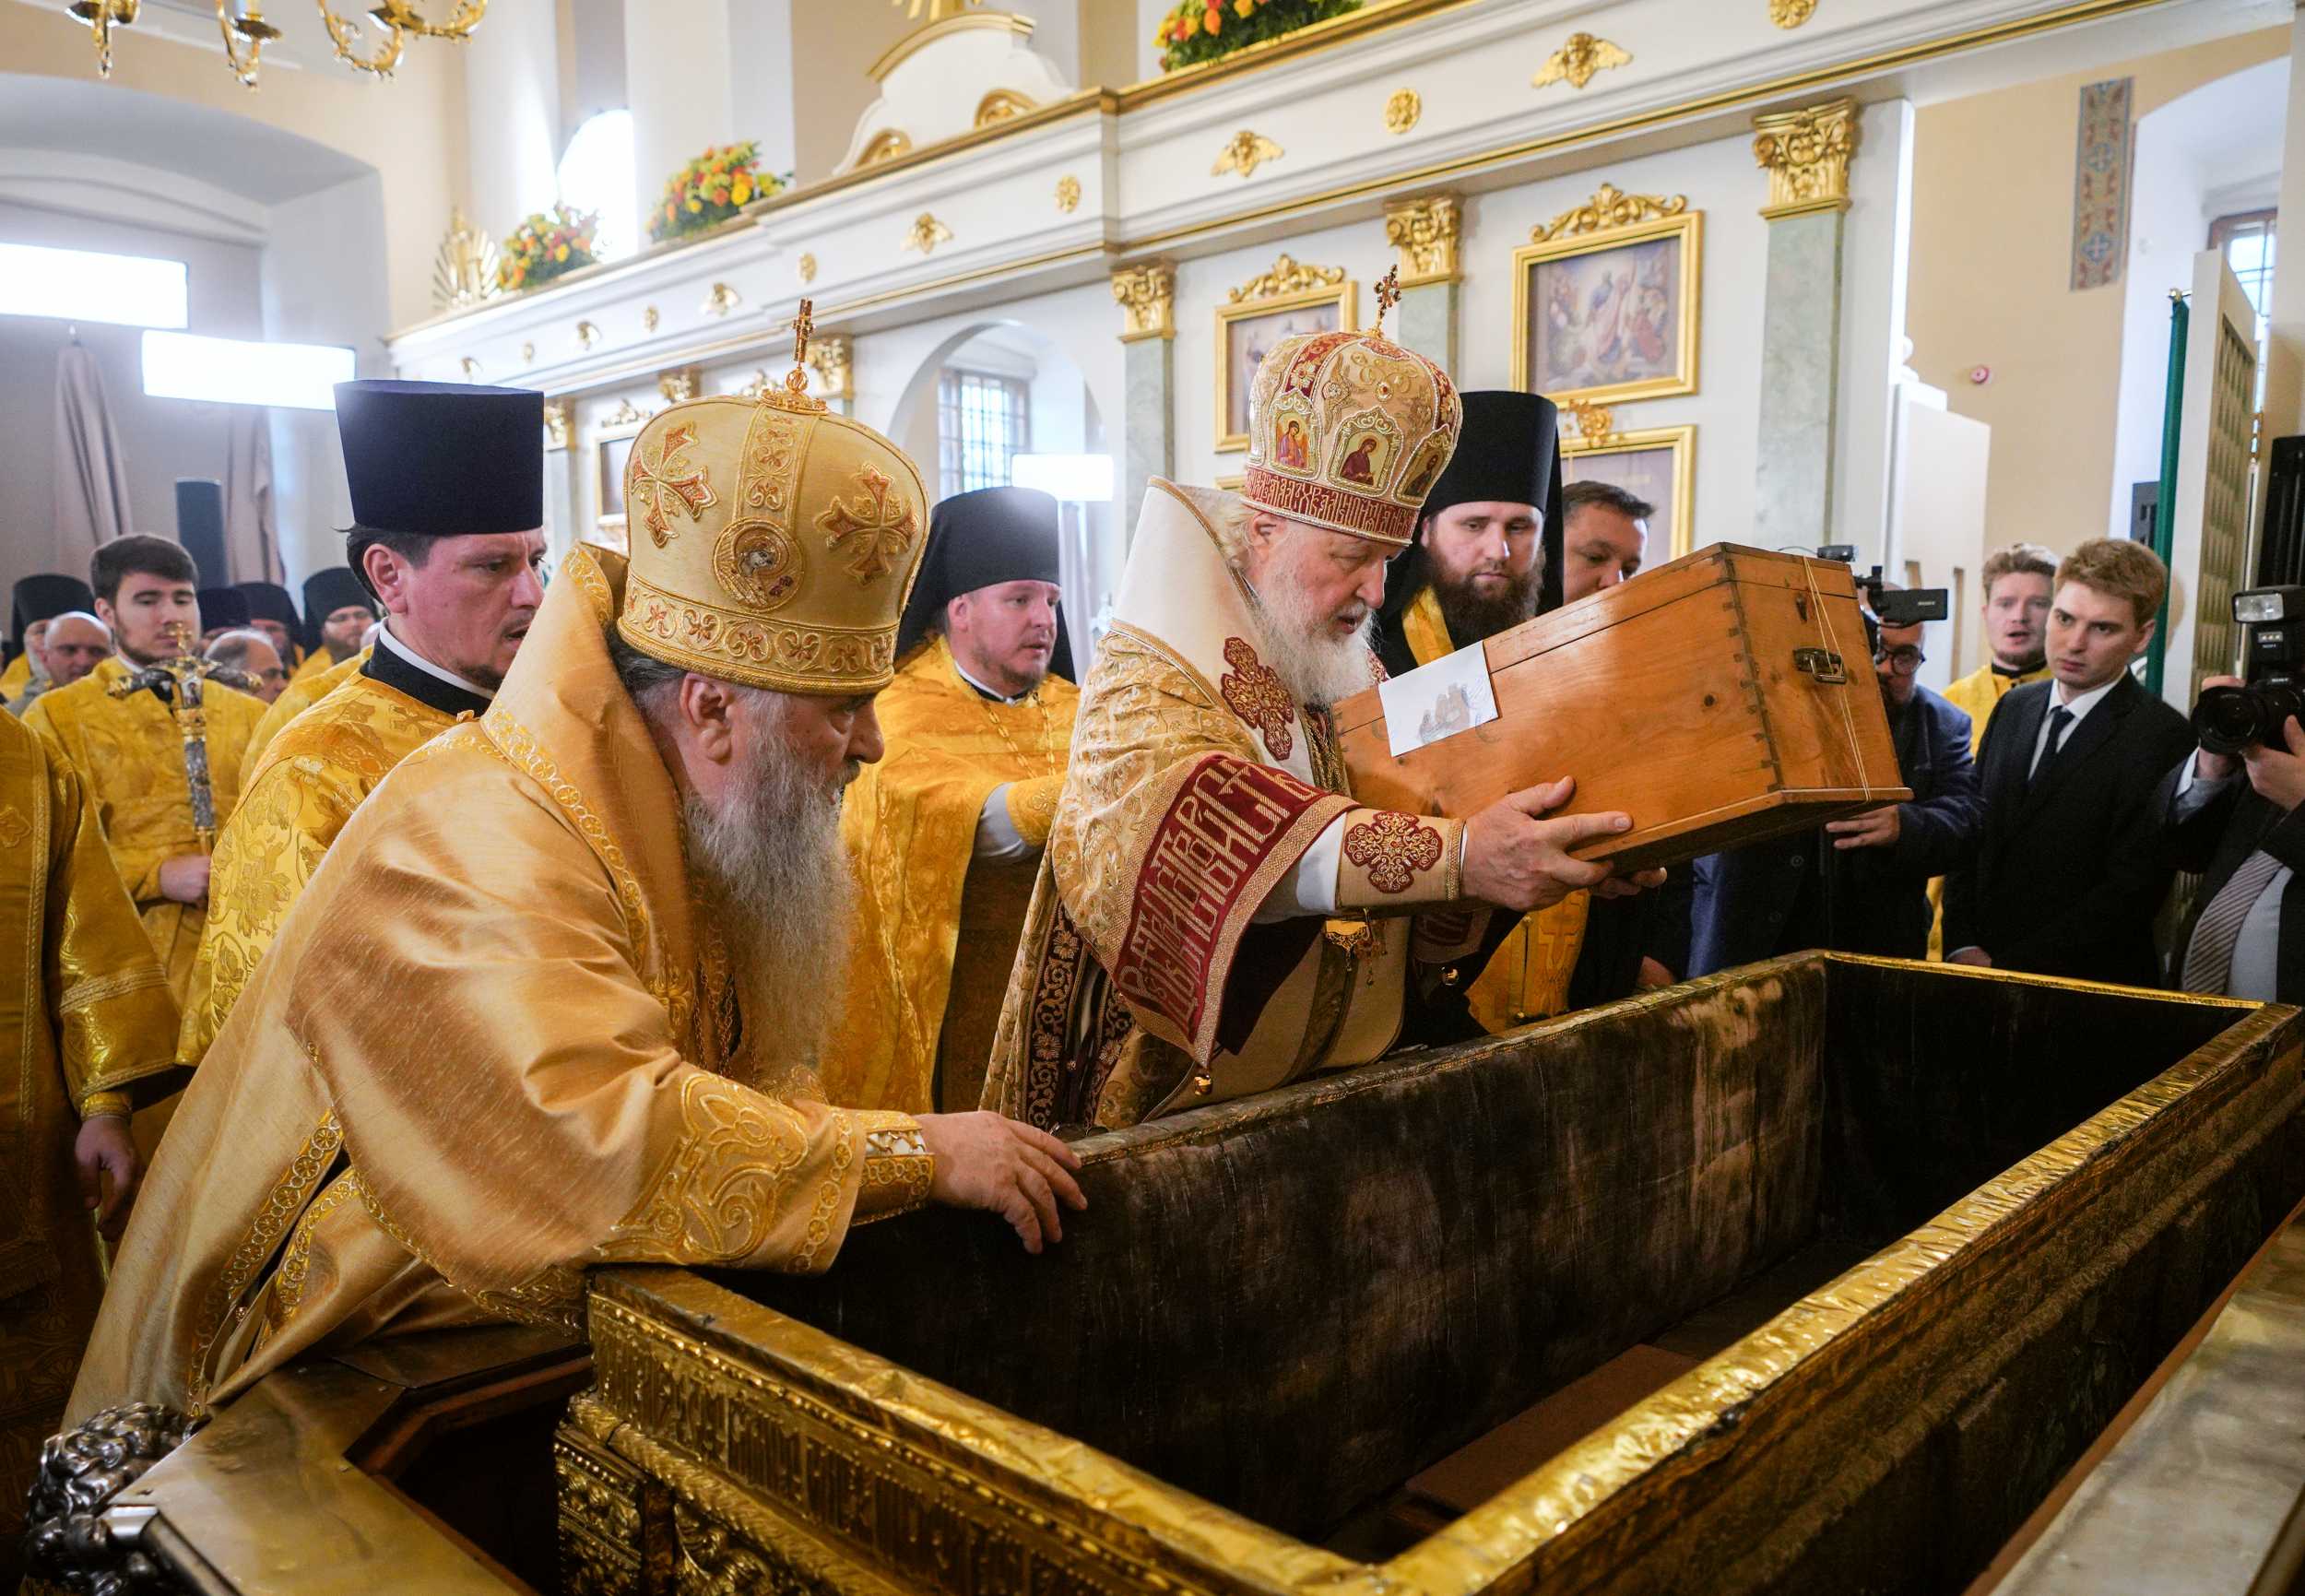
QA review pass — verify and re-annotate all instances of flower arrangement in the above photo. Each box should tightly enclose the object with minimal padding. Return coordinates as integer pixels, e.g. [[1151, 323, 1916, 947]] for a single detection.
[[499, 204, 598, 292], [1152, 0, 1360, 72], [649, 141, 786, 244]]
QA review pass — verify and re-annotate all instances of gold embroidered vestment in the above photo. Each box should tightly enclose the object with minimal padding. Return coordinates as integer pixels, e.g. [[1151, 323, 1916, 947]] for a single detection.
[[826, 635, 1078, 1115], [243, 646, 369, 767]]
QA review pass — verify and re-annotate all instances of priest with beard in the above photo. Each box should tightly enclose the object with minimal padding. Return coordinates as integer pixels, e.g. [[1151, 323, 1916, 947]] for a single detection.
[[826, 486, 1082, 1117], [982, 303, 1657, 1132], [64, 346, 1084, 1428], [1376, 391, 1670, 1035]]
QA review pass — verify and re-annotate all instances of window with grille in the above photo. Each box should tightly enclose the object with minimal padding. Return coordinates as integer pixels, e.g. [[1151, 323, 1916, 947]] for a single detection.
[[2209, 207, 2276, 414], [938, 369, 1031, 498]]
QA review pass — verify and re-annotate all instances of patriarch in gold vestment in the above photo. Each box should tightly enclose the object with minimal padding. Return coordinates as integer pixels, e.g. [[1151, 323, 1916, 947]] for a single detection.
[[69, 335, 1082, 1426], [0, 708, 181, 1572], [25, 538, 266, 1002], [828, 486, 1081, 1114], [984, 305, 1654, 1131], [183, 380, 548, 1068]]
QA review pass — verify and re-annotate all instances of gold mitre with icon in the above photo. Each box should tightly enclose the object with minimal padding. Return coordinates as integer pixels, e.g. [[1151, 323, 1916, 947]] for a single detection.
[[617, 303, 929, 695], [1240, 267, 1462, 548]]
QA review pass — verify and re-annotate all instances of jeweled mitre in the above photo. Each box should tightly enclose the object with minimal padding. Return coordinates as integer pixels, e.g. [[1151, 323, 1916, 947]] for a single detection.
[[1240, 325, 1462, 548], [617, 387, 930, 694]]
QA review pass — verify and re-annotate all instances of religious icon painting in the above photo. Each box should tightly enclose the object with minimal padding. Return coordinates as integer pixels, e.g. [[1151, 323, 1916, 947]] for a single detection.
[[1512, 207, 1701, 405], [593, 414, 648, 554], [1265, 393, 1318, 477], [1396, 432, 1452, 505], [1215, 278, 1357, 453], [1561, 423, 1696, 560], [1329, 409, 1401, 493]]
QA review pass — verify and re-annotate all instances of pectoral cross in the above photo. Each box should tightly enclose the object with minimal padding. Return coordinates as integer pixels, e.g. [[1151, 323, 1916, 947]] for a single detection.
[[1374, 266, 1401, 337], [108, 621, 261, 853]]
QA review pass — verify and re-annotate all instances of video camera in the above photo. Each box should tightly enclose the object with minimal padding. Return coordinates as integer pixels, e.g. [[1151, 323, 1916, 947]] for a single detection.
[[2193, 585, 2305, 754], [1814, 546, 1951, 629]]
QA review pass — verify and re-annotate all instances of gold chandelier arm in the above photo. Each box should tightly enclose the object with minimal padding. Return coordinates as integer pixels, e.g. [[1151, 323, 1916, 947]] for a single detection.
[[370, 0, 484, 39], [215, 1, 273, 89], [315, 0, 405, 74]]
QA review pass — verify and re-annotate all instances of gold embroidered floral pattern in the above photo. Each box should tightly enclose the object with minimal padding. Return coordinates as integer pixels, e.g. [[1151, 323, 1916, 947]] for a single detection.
[[855, 1123, 933, 1219], [600, 1073, 838, 1271], [623, 580, 896, 691], [274, 1169, 362, 1325], [1343, 810, 1444, 893], [0, 805, 27, 848], [740, 405, 805, 516], [184, 1107, 343, 1413], [814, 464, 919, 585], [1218, 635, 1296, 759], [627, 420, 718, 549]]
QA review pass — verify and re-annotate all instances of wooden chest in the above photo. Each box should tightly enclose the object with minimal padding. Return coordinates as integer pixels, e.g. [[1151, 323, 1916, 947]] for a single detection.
[[559, 958, 2305, 1596], [1336, 543, 1909, 870]]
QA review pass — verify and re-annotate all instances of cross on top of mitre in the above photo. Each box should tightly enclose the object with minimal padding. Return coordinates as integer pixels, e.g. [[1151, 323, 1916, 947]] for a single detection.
[[763, 298, 828, 414], [1374, 266, 1401, 335]]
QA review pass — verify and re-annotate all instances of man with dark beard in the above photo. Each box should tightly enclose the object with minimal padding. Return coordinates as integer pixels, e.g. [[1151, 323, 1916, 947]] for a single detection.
[[984, 313, 1659, 1131], [65, 338, 1084, 1429]]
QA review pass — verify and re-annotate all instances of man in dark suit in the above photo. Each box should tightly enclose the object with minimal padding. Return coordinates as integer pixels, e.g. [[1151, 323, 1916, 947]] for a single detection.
[[1652, 603, 1984, 977], [1944, 538, 2194, 987], [2159, 672, 2305, 1000]]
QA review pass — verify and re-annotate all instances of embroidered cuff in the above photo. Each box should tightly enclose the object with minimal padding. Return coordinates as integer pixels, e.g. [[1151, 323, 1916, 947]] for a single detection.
[[1005, 774, 1066, 850], [854, 1117, 934, 1222], [1335, 809, 1463, 910], [79, 1090, 133, 1120]]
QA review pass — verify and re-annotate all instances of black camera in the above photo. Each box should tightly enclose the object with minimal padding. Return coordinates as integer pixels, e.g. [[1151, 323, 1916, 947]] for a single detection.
[[1813, 547, 1950, 628], [2193, 585, 2305, 754]]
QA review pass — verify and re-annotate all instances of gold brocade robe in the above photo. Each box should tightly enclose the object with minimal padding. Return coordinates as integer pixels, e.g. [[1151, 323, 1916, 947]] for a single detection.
[[1399, 585, 1590, 1030], [826, 636, 1080, 1116], [68, 546, 932, 1424], [288, 646, 348, 688], [0, 712, 181, 1545], [0, 651, 31, 703], [244, 647, 369, 767], [24, 658, 266, 1001], [179, 668, 464, 1068]]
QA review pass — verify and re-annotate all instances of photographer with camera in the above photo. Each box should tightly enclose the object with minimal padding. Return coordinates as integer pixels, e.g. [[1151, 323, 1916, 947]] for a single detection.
[[2159, 587, 2305, 999]]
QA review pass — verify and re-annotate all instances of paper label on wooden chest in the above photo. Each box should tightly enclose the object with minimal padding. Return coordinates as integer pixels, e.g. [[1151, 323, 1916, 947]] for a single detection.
[[1378, 643, 1500, 758]]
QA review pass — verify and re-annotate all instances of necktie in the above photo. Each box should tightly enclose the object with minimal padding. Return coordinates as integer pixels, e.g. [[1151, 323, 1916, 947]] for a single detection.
[[2181, 848, 2287, 995], [2031, 704, 2074, 785]]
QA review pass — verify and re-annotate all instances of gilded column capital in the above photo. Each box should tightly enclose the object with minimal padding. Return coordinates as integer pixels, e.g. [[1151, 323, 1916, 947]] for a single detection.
[[1113, 263, 1176, 343], [1384, 195, 1461, 288], [543, 399, 571, 451], [1753, 98, 1860, 219], [808, 334, 853, 401]]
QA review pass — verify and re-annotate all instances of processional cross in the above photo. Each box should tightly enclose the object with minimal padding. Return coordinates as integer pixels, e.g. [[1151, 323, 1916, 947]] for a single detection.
[[108, 621, 261, 853]]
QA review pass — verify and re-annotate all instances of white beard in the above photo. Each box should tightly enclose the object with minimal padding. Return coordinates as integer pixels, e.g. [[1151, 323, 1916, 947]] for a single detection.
[[1246, 568, 1380, 710]]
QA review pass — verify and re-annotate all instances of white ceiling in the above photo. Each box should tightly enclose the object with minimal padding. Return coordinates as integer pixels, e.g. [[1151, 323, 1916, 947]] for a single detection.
[[0, 72, 372, 204]]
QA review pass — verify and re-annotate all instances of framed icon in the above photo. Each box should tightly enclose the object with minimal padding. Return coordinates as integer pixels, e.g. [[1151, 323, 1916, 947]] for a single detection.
[[1214, 277, 1356, 453], [1513, 208, 1701, 406], [1562, 423, 1695, 560]]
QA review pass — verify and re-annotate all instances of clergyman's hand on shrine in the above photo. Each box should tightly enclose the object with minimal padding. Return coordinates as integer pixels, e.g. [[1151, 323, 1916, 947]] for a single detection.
[[1461, 777, 1634, 913], [76, 1113, 142, 1243], [917, 1111, 1087, 1255]]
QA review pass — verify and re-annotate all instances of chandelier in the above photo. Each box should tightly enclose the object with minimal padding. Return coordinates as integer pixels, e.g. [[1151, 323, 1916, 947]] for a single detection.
[[70, 0, 486, 88]]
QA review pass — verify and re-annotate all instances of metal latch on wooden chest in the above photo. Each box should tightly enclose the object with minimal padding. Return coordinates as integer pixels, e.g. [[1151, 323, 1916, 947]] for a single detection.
[[1791, 647, 1848, 684]]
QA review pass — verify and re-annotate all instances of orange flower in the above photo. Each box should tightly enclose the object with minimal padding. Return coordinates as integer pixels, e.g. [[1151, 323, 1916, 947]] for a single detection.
[[1203, 6, 1222, 34]]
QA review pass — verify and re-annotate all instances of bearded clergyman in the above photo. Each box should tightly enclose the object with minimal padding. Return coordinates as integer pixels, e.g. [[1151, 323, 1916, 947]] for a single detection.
[[67, 348, 1084, 1426], [980, 301, 1660, 1132], [1375, 391, 1669, 1035], [825, 486, 1082, 1116]]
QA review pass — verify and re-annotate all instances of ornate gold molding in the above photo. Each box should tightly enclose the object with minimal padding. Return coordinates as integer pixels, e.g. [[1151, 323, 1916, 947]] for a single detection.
[[1211, 128, 1283, 179], [1384, 88, 1422, 136], [701, 282, 743, 317], [1562, 397, 1618, 446], [808, 335, 853, 401], [1055, 174, 1081, 213], [1533, 31, 1630, 91], [902, 213, 955, 254], [1753, 97, 1860, 218], [1771, 0, 1818, 26], [574, 320, 600, 351], [1228, 253, 1347, 303], [1385, 195, 1460, 287], [521, 341, 535, 363], [657, 366, 701, 404], [1112, 263, 1176, 342], [642, 304, 659, 334], [430, 207, 501, 312], [975, 88, 1036, 126], [459, 355, 481, 379], [601, 397, 648, 427], [737, 369, 773, 401], [798, 252, 818, 284], [1529, 182, 1689, 242], [857, 128, 914, 167], [543, 399, 571, 451]]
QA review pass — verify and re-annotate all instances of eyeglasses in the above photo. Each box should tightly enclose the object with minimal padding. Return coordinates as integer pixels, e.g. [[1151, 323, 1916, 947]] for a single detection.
[[1874, 645, 1925, 674]]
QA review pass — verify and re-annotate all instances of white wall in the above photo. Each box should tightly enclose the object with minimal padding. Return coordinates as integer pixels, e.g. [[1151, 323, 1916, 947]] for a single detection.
[[624, 0, 734, 244], [463, 0, 562, 238]]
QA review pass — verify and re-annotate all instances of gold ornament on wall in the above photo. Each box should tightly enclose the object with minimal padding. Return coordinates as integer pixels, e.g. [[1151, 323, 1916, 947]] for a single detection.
[[808, 335, 853, 402], [902, 213, 954, 254], [601, 397, 648, 427], [1228, 254, 1347, 302], [643, 305, 659, 334], [574, 320, 601, 351], [975, 88, 1036, 126], [1752, 97, 1860, 219], [1528, 182, 1689, 242], [459, 356, 482, 379], [889, 0, 981, 18], [72, 0, 138, 78], [857, 129, 914, 167], [1562, 398, 1618, 445], [1211, 129, 1284, 180], [702, 282, 742, 317], [658, 366, 701, 404], [542, 400, 571, 451], [1384, 195, 1460, 286], [1056, 175, 1082, 213], [797, 253, 818, 284], [1111, 263, 1176, 342], [521, 341, 535, 363], [1532, 32, 1631, 91], [1769, 0, 1817, 26], [738, 370, 774, 401], [430, 207, 502, 313], [1384, 89, 1422, 136]]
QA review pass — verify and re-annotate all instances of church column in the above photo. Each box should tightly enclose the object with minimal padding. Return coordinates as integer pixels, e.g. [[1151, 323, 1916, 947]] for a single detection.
[[541, 400, 577, 571], [1113, 263, 1177, 530], [1384, 195, 1461, 372], [1751, 98, 1860, 547]]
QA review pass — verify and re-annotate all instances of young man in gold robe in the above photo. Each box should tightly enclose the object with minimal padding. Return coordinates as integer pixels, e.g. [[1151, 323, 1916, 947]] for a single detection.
[[982, 307, 1661, 1131], [0, 709, 181, 1579], [66, 343, 1083, 1427], [1374, 392, 1671, 1035], [181, 380, 548, 1069], [24, 538, 266, 1002], [828, 486, 1082, 1115]]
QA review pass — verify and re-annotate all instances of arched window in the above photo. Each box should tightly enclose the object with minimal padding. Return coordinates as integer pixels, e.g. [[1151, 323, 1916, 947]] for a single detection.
[[558, 109, 637, 262]]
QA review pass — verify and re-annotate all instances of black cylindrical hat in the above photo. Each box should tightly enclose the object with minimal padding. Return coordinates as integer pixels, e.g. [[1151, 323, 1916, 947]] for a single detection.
[[1387, 390, 1569, 623], [236, 581, 300, 629], [896, 486, 1074, 678], [334, 380, 544, 538], [196, 587, 252, 631], [301, 569, 373, 644], [12, 573, 94, 640]]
